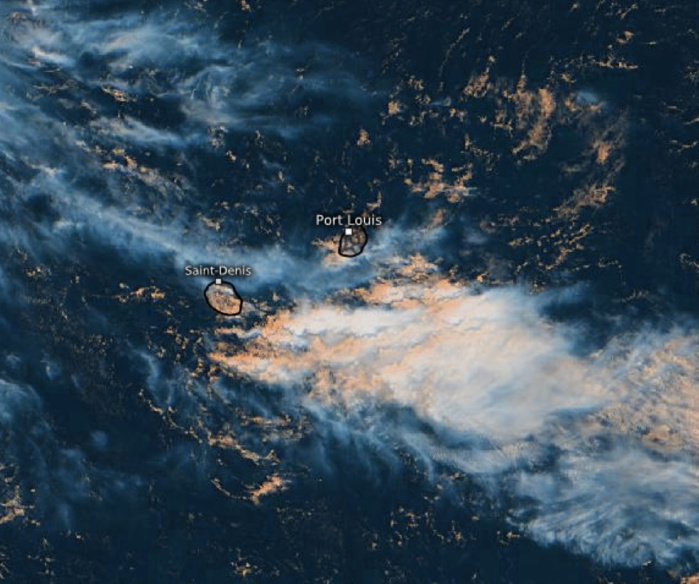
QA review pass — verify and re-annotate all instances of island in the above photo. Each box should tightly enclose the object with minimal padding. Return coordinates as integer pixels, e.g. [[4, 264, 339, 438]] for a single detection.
[[204, 279, 243, 316]]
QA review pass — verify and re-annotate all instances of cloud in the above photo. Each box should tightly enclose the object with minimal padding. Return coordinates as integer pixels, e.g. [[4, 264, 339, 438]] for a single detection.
[[12, 1, 375, 141], [0, 379, 103, 529], [210, 270, 699, 569], [0, 0, 382, 295], [2, 0, 695, 573]]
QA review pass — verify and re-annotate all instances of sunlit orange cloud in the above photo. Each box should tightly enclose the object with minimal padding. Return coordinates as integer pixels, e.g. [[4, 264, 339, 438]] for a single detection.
[[209, 262, 699, 568], [211, 266, 699, 453]]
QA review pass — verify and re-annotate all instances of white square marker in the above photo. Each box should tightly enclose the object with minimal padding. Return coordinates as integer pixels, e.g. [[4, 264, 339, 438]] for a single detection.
[[345, 228, 353, 236], [215, 278, 222, 284]]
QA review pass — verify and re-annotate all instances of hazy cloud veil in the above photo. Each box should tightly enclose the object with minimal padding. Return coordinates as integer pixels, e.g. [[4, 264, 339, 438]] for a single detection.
[[0, 0, 696, 579]]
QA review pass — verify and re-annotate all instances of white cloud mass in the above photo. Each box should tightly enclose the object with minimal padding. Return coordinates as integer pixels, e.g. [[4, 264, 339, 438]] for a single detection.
[[211, 268, 699, 568]]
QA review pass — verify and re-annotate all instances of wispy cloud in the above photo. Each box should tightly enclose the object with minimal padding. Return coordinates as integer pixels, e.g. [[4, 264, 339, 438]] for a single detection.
[[210, 266, 699, 568]]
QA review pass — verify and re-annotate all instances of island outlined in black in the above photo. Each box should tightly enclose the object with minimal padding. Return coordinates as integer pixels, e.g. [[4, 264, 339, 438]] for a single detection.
[[338, 226, 368, 258], [204, 279, 243, 316]]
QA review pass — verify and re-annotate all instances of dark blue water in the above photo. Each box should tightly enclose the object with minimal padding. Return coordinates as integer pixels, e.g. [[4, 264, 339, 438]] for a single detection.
[[0, 0, 696, 581]]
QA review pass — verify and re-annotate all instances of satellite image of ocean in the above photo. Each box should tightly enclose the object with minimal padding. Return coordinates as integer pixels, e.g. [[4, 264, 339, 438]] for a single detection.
[[1, 0, 699, 582]]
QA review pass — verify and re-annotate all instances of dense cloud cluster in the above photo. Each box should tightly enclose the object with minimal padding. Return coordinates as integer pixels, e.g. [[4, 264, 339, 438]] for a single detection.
[[210, 248, 699, 568]]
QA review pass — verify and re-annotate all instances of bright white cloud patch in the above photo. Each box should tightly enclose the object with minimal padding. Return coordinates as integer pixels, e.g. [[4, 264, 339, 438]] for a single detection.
[[212, 274, 699, 568]]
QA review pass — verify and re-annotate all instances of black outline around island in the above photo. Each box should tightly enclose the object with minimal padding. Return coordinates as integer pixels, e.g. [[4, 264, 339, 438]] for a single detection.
[[338, 225, 368, 258], [204, 279, 243, 316]]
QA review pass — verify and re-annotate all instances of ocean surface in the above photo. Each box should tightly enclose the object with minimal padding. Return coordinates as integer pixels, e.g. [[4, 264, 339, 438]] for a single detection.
[[0, 0, 698, 581]]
